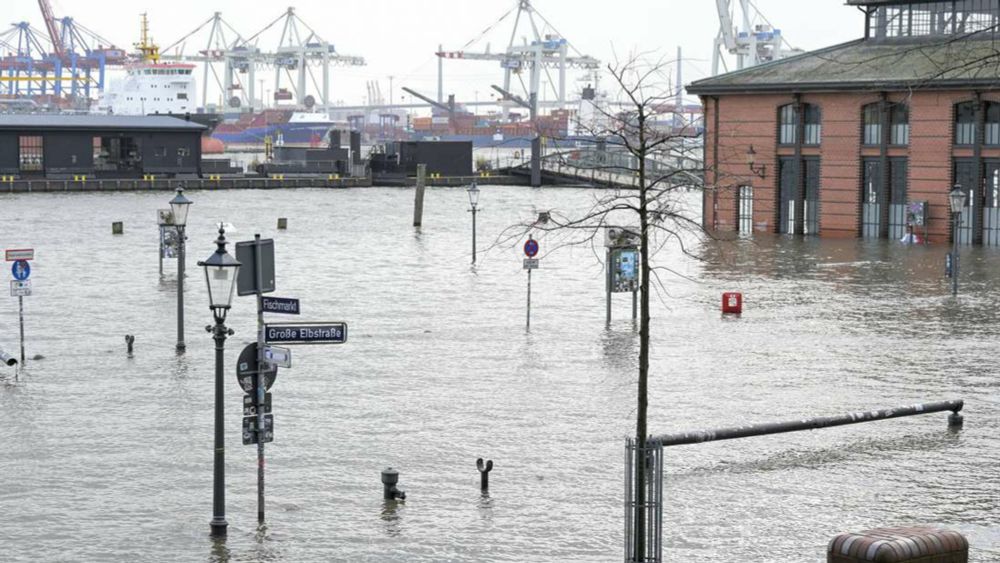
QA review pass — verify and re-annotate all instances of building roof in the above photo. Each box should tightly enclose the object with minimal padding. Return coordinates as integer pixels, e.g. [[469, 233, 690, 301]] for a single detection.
[[687, 36, 1000, 95], [0, 114, 206, 132]]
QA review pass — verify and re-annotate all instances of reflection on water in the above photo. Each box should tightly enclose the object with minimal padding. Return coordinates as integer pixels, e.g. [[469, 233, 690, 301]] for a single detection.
[[0, 188, 999, 561]]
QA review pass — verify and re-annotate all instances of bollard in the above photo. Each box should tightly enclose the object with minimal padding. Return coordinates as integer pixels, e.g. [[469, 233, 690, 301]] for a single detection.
[[828, 526, 968, 562], [476, 458, 493, 491], [949, 410, 964, 429], [112, 221, 124, 235], [125, 335, 135, 356], [277, 218, 288, 230], [722, 292, 743, 314], [381, 468, 406, 501]]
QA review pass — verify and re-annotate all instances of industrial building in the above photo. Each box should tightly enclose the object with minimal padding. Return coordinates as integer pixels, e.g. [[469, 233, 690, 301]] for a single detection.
[[0, 115, 204, 178], [690, 0, 1000, 245]]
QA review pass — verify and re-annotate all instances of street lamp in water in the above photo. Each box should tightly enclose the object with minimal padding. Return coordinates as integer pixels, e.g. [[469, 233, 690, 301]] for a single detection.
[[169, 185, 193, 351], [949, 184, 967, 296], [467, 182, 480, 264], [198, 225, 241, 537]]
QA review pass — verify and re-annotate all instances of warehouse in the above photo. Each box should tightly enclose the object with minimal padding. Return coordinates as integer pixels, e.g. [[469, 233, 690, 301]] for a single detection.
[[0, 114, 205, 179]]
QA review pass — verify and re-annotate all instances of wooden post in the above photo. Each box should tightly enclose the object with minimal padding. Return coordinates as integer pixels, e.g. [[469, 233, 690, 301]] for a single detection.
[[413, 163, 427, 227]]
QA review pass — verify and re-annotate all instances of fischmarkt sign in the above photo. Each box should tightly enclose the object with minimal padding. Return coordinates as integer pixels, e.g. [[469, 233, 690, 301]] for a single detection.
[[264, 322, 347, 345]]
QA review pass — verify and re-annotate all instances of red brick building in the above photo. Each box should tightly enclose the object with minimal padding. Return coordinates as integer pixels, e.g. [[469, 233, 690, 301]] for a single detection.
[[688, 0, 1000, 244]]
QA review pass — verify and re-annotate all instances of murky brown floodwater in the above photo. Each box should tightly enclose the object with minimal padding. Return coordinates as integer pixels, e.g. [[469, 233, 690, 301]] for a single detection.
[[0, 186, 998, 562]]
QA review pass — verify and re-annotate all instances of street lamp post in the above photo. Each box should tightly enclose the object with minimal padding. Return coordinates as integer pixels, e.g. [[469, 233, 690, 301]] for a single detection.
[[198, 225, 242, 538], [467, 182, 480, 264], [170, 185, 193, 352], [949, 184, 967, 296]]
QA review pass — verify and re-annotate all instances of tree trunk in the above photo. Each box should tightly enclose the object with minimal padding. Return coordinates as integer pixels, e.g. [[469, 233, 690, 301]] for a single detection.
[[633, 115, 651, 561]]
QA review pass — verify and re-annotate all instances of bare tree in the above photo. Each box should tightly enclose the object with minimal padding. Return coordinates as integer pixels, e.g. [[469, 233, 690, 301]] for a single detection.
[[499, 52, 712, 560]]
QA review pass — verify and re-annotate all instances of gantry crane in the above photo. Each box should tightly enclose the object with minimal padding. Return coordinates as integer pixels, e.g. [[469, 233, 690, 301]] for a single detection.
[[712, 0, 800, 75]]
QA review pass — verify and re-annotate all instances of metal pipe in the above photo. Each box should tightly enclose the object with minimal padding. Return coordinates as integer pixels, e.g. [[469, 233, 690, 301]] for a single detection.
[[953, 211, 960, 296], [651, 400, 964, 447], [210, 315, 229, 536]]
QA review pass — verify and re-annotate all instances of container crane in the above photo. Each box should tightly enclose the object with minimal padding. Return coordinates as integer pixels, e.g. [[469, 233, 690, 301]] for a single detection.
[[712, 0, 800, 75]]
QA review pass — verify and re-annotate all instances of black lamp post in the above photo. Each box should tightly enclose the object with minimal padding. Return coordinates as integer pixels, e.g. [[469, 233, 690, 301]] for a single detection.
[[467, 182, 480, 264], [949, 184, 967, 296], [170, 185, 193, 352], [198, 225, 241, 538], [746, 145, 766, 179]]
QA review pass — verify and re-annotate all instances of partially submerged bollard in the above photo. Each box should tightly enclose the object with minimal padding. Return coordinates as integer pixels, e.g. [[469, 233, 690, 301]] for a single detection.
[[277, 218, 288, 230], [828, 526, 968, 562], [381, 468, 406, 501], [112, 221, 124, 235], [476, 458, 493, 491], [125, 335, 135, 356]]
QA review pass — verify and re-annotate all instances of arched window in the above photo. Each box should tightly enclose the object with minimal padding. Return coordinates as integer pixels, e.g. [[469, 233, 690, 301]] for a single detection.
[[778, 104, 796, 144], [986, 102, 1000, 145], [862, 103, 881, 145], [802, 104, 821, 145], [955, 101, 976, 145], [890, 103, 909, 145]]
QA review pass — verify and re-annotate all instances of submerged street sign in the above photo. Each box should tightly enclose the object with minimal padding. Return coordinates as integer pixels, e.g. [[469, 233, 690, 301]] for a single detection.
[[523, 258, 539, 270], [10, 280, 30, 297], [11, 260, 30, 281], [235, 238, 276, 296], [262, 296, 300, 315], [236, 342, 278, 392], [265, 322, 347, 345], [263, 345, 292, 368], [5, 249, 33, 261], [243, 414, 274, 445]]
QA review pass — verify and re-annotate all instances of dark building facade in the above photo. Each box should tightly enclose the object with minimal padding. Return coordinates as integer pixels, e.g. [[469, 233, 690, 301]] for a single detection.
[[689, 0, 1000, 245], [0, 115, 205, 179]]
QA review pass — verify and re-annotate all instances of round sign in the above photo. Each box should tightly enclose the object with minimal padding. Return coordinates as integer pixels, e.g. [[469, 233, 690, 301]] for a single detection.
[[524, 238, 539, 258], [236, 343, 277, 392], [11, 260, 30, 281]]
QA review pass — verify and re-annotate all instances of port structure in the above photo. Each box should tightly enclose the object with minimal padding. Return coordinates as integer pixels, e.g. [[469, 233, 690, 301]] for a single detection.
[[0, 0, 126, 104], [434, 0, 600, 113], [711, 0, 801, 75], [161, 7, 365, 112]]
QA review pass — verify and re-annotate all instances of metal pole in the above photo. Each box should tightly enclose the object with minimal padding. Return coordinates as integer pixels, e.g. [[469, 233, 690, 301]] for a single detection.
[[254, 234, 266, 525], [526, 268, 532, 329], [159, 226, 164, 276], [18, 295, 25, 364], [177, 225, 186, 352], [210, 314, 228, 536], [632, 287, 637, 321], [953, 211, 960, 296], [471, 206, 478, 265], [606, 248, 612, 326], [413, 164, 426, 227]]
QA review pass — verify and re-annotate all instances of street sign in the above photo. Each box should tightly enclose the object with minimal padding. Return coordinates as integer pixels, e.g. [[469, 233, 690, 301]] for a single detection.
[[524, 238, 539, 258], [262, 296, 300, 315], [264, 322, 347, 345], [235, 238, 276, 296], [243, 414, 274, 445], [11, 260, 30, 281], [523, 258, 539, 270], [5, 249, 33, 261], [10, 280, 30, 297], [236, 342, 278, 392], [243, 393, 272, 416], [263, 345, 292, 368]]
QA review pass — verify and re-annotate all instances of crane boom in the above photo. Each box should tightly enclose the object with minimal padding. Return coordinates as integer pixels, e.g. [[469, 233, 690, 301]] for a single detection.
[[37, 0, 64, 59], [715, 0, 737, 51]]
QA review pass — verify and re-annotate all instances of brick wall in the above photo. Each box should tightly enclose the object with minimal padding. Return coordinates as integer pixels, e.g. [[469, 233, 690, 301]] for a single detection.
[[703, 88, 1000, 243]]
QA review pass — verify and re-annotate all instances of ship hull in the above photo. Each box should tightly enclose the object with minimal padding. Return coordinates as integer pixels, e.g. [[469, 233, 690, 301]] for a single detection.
[[213, 123, 333, 146]]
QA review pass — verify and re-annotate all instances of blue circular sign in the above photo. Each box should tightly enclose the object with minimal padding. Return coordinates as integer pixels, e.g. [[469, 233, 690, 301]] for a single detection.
[[11, 260, 30, 281], [524, 238, 539, 258]]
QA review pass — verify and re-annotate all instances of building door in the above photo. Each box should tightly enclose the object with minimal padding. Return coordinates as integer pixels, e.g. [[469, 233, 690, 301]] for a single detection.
[[861, 159, 881, 238], [778, 157, 797, 234], [803, 158, 820, 234], [738, 185, 753, 234], [984, 160, 1000, 246], [888, 158, 908, 239], [955, 160, 976, 245]]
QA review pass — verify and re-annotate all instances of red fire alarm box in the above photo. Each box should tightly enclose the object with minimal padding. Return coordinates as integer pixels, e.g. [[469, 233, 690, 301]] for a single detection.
[[722, 292, 743, 314]]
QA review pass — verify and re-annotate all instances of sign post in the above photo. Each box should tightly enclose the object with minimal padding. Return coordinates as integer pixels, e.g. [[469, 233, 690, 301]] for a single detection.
[[7, 251, 32, 365], [523, 236, 539, 329]]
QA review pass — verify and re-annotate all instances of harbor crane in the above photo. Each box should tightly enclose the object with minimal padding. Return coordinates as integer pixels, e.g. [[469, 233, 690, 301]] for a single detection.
[[712, 0, 800, 75], [162, 7, 365, 111], [435, 0, 600, 112]]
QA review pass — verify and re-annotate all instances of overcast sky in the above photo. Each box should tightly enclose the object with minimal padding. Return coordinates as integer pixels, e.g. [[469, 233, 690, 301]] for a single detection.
[[8, 0, 864, 108]]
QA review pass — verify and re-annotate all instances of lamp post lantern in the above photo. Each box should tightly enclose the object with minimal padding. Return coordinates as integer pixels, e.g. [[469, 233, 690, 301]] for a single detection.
[[170, 185, 193, 351], [949, 184, 967, 296], [467, 182, 480, 264], [198, 224, 241, 538]]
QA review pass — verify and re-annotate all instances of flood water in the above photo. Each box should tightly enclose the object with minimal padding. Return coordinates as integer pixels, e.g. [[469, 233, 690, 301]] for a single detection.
[[1, 186, 998, 562]]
